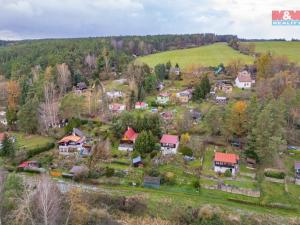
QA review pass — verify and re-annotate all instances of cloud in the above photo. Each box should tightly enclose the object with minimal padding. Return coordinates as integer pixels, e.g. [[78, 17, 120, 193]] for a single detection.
[[0, 0, 299, 40]]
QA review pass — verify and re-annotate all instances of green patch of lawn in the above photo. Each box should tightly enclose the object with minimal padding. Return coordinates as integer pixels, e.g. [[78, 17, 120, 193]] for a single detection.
[[10, 132, 55, 151], [224, 180, 257, 190], [137, 43, 253, 70], [260, 181, 300, 208], [249, 41, 300, 64]]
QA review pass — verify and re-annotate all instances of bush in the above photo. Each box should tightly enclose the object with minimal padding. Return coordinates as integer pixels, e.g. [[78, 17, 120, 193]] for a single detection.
[[150, 150, 158, 159], [179, 146, 193, 157], [26, 143, 55, 159], [145, 168, 160, 177], [161, 172, 176, 185], [264, 170, 285, 179], [105, 167, 115, 177], [192, 179, 201, 190], [224, 169, 232, 177]]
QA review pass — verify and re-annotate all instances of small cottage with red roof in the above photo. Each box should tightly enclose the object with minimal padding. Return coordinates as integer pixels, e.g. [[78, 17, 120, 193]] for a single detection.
[[214, 152, 239, 175], [135, 101, 148, 110], [118, 127, 139, 151], [235, 71, 253, 89], [160, 134, 179, 155]]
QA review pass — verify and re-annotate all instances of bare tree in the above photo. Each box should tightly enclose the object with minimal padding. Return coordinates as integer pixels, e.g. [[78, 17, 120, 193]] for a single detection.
[[33, 175, 63, 225], [102, 48, 110, 75], [31, 65, 41, 82], [39, 82, 59, 131], [84, 54, 97, 70], [56, 63, 71, 97], [88, 138, 111, 170]]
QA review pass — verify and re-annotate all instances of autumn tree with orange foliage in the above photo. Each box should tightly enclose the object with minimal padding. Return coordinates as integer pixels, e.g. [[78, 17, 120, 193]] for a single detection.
[[225, 101, 248, 138]]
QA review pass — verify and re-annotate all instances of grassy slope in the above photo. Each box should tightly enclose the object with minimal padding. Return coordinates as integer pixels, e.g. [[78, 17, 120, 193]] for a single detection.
[[137, 42, 253, 69], [250, 41, 300, 64], [9, 132, 54, 150]]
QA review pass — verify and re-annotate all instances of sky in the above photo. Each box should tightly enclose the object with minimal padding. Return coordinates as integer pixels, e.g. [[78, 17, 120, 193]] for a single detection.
[[0, 0, 299, 40]]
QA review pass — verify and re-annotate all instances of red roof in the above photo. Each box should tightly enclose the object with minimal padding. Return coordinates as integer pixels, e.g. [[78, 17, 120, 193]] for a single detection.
[[110, 103, 125, 111], [214, 152, 239, 164], [18, 161, 39, 168], [160, 134, 179, 145], [135, 102, 146, 107], [123, 127, 138, 141], [0, 133, 5, 142], [159, 92, 170, 97], [237, 71, 252, 82]]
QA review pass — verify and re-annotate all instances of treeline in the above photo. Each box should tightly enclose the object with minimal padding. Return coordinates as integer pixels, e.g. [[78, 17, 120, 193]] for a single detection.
[[0, 33, 237, 79]]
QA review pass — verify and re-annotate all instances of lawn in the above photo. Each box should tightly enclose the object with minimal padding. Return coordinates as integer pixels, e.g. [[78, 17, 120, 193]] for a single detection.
[[9, 132, 55, 151], [248, 41, 300, 64], [137, 42, 254, 70]]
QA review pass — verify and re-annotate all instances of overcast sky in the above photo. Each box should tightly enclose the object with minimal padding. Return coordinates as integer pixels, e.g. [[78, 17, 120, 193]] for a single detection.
[[0, 0, 299, 40]]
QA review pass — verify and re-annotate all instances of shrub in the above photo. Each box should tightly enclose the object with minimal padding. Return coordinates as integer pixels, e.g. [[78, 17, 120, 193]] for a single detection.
[[180, 146, 193, 157], [105, 167, 115, 177], [224, 169, 232, 177], [26, 143, 55, 159], [192, 179, 201, 190], [264, 170, 285, 179], [161, 172, 176, 185], [150, 150, 158, 159], [145, 168, 160, 177]]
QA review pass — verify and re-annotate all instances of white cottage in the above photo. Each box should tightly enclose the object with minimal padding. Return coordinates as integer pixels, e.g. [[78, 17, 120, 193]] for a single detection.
[[214, 152, 239, 176], [235, 71, 252, 89]]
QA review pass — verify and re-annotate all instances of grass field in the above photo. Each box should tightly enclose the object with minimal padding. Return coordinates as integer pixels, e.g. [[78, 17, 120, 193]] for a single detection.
[[137, 42, 253, 69], [248, 41, 300, 64], [9, 132, 55, 151]]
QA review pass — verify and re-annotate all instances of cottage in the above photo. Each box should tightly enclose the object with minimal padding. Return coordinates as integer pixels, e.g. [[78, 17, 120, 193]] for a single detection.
[[157, 82, 165, 91], [132, 156, 143, 167], [156, 93, 170, 105], [118, 127, 138, 151], [135, 101, 148, 110], [235, 71, 253, 89], [106, 91, 123, 99], [58, 129, 86, 155], [109, 103, 126, 113], [214, 152, 239, 176], [18, 161, 40, 170], [176, 89, 193, 103], [17, 160, 45, 173], [215, 96, 227, 104], [189, 109, 201, 123], [76, 82, 88, 91], [170, 67, 180, 76], [295, 162, 300, 184], [216, 80, 233, 93], [160, 134, 179, 155], [143, 176, 160, 188]]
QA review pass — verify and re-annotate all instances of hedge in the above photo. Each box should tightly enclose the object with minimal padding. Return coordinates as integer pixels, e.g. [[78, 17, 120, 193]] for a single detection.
[[227, 198, 296, 211], [26, 143, 55, 159], [264, 170, 285, 179]]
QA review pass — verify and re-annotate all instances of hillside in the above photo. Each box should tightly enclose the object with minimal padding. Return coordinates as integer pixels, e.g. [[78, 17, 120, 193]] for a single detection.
[[137, 42, 254, 69], [249, 41, 300, 64]]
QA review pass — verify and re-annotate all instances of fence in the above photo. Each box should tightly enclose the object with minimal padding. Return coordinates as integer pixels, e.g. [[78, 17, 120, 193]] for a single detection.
[[202, 184, 260, 197]]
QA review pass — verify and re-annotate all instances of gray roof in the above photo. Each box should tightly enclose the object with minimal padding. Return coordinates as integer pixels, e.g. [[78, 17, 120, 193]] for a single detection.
[[132, 156, 142, 164], [73, 128, 84, 138]]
